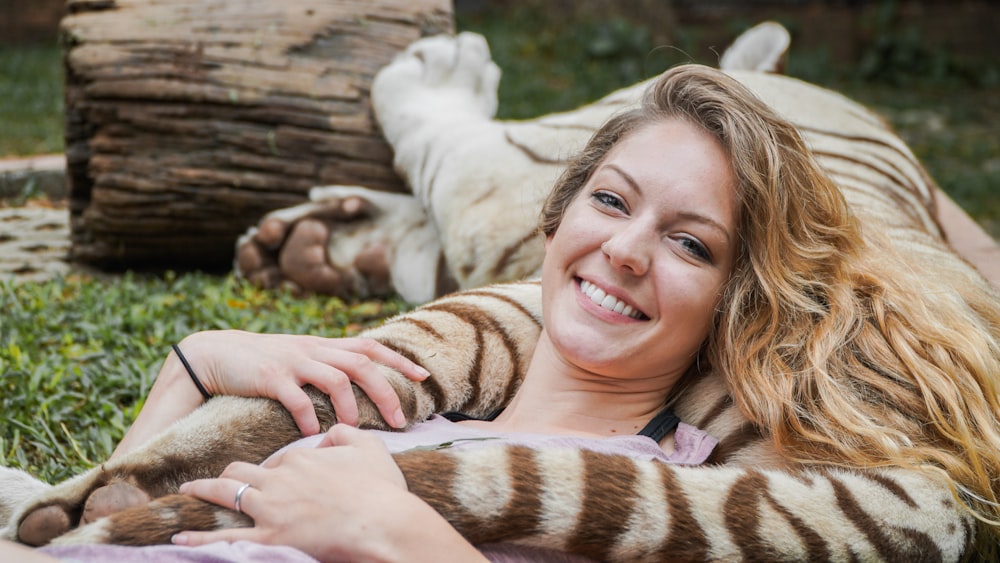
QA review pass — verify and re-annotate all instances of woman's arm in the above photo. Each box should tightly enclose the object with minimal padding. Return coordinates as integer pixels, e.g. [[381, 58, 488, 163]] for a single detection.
[[175, 424, 487, 563], [113, 331, 429, 459]]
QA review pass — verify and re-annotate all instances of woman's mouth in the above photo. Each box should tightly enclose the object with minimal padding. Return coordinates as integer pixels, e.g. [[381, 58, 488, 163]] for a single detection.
[[579, 279, 648, 320]]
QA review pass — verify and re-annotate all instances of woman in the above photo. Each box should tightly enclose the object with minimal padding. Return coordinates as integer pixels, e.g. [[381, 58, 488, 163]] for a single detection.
[[14, 63, 1000, 561]]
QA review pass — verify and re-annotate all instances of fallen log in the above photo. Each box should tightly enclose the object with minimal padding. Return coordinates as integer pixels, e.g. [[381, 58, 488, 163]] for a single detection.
[[62, 0, 453, 269]]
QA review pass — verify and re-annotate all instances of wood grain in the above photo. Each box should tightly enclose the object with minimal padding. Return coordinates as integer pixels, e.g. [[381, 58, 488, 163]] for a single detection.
[[62, 0, 453, 268]]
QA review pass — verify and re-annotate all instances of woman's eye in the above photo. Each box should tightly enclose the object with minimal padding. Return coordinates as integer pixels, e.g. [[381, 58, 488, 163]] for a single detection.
[[681, 238, 711, 261], [592, 191, 626, 212]]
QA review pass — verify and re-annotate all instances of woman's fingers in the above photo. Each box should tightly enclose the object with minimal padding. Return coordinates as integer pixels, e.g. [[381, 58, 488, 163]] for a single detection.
[[174, 473, 268, 548], [180, 477, 258, 516], [319, 422, 364, 448], [333, 338, 430, 382], [311, 366, 362, 427], [317, 424, 407, 488], [179, 332, 430, 433], [323, 356, 405, 429], [271, 383, 323, 436]]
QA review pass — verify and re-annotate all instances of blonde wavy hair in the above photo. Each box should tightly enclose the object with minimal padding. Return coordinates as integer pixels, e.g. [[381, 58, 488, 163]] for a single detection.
[[540, 64, 1000, 554]]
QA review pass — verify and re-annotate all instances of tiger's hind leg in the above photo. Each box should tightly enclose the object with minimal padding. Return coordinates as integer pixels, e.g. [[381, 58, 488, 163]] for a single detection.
[[46, 494, 250, 546], [8, 395, 309, 547], [236, 33, 504, 302], [234, 185, 447, 303]]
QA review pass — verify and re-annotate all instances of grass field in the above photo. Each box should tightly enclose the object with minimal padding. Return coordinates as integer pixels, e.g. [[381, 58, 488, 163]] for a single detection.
[[0, 8, 997, 482], [0, 274, 409, 481]]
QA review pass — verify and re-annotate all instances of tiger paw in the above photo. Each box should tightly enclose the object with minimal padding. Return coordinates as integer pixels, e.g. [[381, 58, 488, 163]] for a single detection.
[[50, 494, 254, 546], [14, 480, 150, 546], [81, 481, 150, 525], [235, 191, 389, 297], [16, 505, 70, 546], [0, 466, 51, 534], [372, 32, 501, 147], [235, 186, 439, 301]]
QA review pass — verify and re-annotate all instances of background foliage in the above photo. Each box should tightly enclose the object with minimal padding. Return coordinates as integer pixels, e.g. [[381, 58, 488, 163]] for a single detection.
[[1, 2, 997, 482]]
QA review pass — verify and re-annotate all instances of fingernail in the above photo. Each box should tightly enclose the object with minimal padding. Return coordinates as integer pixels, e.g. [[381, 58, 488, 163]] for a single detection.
[[178, 483, 189, 493], [416, 366, 430, 379], [392, 408, 406, 428], [171, 533, 188, 545]]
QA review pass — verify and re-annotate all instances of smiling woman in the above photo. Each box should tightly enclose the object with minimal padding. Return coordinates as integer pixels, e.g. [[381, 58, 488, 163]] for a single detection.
[[538, 119, 737, 408]]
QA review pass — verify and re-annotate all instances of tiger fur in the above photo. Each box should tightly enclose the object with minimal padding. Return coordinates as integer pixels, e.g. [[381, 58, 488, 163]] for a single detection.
[[0, 281, 975, 560], [2, 24, 996, 562]]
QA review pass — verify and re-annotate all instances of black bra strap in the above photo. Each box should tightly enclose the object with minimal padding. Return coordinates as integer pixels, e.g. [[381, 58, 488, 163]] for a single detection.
[[637, 406, 681, 442], [441, 408, 504, 423]]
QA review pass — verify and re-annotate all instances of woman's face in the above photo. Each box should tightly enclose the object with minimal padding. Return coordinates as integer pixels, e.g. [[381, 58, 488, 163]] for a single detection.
[[541, 117, 738, 384]]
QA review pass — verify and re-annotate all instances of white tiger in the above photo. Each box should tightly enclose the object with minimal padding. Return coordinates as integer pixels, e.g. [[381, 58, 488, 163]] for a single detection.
[[3, 23, 998, 562]]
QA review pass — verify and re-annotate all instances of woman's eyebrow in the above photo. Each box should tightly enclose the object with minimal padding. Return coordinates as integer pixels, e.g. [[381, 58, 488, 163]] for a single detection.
[[602, 163, 642, 193], [602, 164, 733, 244]]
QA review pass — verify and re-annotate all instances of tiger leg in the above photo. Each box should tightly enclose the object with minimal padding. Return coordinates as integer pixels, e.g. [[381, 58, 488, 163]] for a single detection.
[[234, 32, 503, 302], [234, 185, 447, 303], [44, 494, 250, 547], [7, 395, 310, 546], [396, 446, 974, 562]]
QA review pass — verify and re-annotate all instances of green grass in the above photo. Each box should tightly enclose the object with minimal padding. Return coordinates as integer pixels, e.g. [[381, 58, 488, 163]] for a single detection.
[[1, 273, 408, 482], [0, 43, 64, 156]]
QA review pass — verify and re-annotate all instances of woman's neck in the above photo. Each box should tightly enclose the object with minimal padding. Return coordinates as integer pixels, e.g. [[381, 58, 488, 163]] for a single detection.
[[469, 331, 684, 438]]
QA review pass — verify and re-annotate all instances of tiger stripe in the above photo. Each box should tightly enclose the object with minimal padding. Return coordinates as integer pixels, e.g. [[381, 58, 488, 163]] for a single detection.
[[389, 446, 974, 561], [566, 450, 640, 559]]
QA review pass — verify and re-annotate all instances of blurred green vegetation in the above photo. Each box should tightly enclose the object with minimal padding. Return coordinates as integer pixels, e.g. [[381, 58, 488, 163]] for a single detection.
[[0, 43, 64, 156]]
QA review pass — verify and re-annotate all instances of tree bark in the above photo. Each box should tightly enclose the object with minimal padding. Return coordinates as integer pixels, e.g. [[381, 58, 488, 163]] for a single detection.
[[61, 0, 454, 270]]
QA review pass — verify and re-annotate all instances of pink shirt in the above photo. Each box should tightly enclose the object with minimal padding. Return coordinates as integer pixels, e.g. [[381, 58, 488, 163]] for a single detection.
[[270, 414, 718, 465]]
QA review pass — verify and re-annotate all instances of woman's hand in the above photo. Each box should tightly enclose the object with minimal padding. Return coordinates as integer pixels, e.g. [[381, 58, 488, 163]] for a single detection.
[[112, 331, 428, 459], [178, 330, 429, 432], [174, 425, 486, 563]]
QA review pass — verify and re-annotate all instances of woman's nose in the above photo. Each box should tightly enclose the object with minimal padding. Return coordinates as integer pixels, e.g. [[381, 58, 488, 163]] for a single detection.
[[601, 224, 651, 275]]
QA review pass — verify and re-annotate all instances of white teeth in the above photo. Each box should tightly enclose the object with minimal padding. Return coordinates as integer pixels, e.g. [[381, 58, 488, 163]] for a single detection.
[[580, 280, 643, 319]]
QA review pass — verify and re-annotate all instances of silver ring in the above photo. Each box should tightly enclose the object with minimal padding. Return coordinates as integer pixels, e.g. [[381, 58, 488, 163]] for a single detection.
[[234, 482, 252, 514]]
